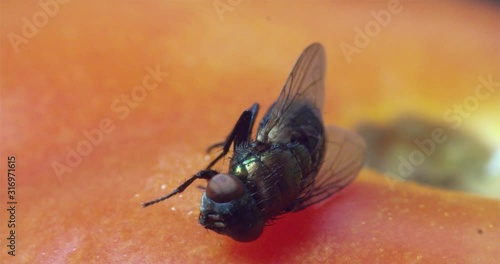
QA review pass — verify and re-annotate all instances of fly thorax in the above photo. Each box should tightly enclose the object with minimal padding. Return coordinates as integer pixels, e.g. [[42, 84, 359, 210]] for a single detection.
[[231, 144, 313, 217], [230, 155, 257, 181]]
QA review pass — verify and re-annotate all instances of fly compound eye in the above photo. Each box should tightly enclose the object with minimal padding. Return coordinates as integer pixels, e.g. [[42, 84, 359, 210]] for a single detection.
[[206, 174, 245, 203]]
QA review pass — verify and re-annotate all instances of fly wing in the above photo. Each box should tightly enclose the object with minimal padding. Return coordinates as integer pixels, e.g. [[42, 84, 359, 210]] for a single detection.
[[289, 125, 366, 211], [257, 43, 326, 144]]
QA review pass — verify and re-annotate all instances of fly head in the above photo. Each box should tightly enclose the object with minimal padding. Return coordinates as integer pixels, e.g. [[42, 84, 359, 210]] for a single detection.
[[199, 173, 264, 242]]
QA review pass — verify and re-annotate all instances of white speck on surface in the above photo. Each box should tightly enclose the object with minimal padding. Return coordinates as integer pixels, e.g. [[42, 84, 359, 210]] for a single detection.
[[188, 210, 193, 215], [204, 155, 210, 161], [134, 193, 140, 197], [171, 207, 176, 211], [161, 184, 167, 189], [179, 194, 183, 198]]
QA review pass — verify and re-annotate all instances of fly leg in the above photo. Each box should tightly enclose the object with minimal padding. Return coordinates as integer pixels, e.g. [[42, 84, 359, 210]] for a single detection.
[[205, 103, 259, 170], [206, 141, 225, 154], [142, 169, 218, 207], [142, 104, 259, 208]]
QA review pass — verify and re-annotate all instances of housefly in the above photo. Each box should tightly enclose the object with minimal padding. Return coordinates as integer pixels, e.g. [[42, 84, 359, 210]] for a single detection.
[[142, 43, 366, 242]]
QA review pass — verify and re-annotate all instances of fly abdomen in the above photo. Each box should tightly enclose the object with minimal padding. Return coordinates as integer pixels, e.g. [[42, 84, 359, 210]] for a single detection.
[[289, 104, 325, 167], [231, 143, 312, 218]]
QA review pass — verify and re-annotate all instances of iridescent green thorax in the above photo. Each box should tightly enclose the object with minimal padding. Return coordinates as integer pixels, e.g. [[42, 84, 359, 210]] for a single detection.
[[230, 142, 313, 218]]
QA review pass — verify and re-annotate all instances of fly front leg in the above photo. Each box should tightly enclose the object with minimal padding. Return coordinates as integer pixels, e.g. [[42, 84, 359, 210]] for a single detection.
[[142, 104, 259, 208], [205, 103, 259, 169], [142, 169, 218, 207]]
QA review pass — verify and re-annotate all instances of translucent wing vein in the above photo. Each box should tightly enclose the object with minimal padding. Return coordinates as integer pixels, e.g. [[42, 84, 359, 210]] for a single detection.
[[291, 125, 366, 211]]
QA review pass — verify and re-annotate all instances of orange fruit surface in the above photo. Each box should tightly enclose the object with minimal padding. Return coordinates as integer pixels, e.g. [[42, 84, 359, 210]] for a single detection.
[[1, 0, 499, 263]]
